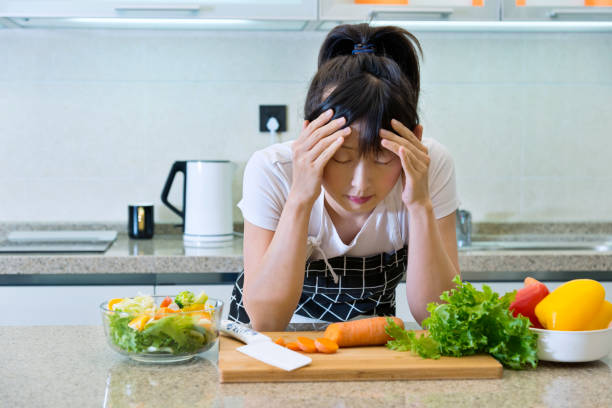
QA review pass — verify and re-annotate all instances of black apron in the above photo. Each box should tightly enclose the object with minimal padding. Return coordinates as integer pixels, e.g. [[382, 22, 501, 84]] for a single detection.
[[228, 245, 408, 324]]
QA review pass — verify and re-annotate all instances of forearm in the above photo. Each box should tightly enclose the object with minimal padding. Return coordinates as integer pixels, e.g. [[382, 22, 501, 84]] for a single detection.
[[405, 201, 459, 324], [243, 194, 312, 331]]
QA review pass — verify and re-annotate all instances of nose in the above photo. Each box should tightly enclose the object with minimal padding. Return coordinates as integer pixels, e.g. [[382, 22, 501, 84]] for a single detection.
[[351, 159, 371, 192]]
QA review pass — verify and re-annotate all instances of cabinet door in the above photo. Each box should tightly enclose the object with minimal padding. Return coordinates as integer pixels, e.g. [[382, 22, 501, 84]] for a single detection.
[[502, 0, 612, 20], [155, 284, 234, 320], [320, 0, 501, 22], [0, 285, 154, 325], [0, 1, 318, 19]]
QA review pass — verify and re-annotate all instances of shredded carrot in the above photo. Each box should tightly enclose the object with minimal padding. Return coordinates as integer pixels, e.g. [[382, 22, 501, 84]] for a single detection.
[[315, 338, 338, 354], [296, 337, 317, 353], [324, 316, 404, 347]]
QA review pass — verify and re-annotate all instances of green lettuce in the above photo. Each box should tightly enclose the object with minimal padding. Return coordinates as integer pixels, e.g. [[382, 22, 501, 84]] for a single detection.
[[107, 313, 210, 355], [385, 276, 538, 369]]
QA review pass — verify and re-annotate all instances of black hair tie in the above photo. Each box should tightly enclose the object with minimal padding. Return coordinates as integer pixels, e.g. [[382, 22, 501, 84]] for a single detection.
[[352, 43, 375, 55]]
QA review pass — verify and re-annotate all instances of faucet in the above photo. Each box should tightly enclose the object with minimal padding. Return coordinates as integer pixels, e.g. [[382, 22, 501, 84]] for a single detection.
[[456, 208, 472, 248]]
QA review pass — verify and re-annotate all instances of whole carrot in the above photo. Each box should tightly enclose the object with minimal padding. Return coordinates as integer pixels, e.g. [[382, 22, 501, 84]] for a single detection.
[[324, 316, 404, 347]]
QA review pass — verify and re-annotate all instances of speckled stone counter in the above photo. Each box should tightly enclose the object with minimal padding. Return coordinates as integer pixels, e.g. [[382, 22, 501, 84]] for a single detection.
[[1, 325, 610, 408], [2, 223, 612, 282]]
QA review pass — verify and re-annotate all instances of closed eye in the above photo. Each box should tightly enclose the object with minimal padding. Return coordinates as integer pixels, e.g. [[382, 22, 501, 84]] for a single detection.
[[332, 158, 352, 164]]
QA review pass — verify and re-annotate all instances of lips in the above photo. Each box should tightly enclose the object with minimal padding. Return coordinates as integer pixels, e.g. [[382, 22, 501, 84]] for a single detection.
[[346, 195, 373, 204]]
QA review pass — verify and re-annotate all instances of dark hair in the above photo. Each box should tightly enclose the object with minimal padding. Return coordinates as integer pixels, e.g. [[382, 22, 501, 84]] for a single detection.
[[304, 23, 423, 156]]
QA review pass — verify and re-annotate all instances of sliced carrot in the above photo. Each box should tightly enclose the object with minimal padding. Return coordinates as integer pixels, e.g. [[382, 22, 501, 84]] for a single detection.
[[324, 316, 404, 347], [315, 338, 338, 354], [286, 342, 301, 351], [274, 337, 286, 346], [154, 307, 179, 319], [107, 298, 122, 311], [296, 336, 317, 353]]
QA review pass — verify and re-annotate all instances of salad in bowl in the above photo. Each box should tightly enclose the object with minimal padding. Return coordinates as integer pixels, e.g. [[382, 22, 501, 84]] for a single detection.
[[100, 290, 223, 363]]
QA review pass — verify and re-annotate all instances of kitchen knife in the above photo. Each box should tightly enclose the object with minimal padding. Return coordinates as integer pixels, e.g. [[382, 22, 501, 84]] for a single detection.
[[220, 320, 312, 371]]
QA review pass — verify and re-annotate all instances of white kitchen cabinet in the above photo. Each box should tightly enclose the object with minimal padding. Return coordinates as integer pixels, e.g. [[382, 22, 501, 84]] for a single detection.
[[0, 1, 318, 19], [470, 280, 612, 302], [0, 0, 318, 30], [395, 283, 417, 323], [0, 285, 154, 325], [155, 284, 234, 320], [502, 0, 612, 20], [319, 0, 500, 23]]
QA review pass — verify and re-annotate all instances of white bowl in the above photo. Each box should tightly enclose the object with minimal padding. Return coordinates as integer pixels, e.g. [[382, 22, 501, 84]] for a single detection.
[[530, 326, 612, 362]]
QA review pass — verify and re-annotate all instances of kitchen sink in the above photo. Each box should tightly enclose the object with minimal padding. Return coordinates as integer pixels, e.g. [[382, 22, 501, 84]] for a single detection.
[[458, 235, 612, 252]]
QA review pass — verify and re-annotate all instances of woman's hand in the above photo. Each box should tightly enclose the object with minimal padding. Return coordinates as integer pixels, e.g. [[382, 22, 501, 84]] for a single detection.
[[380, 119, 431, 210], [289, 109, 350, 207]]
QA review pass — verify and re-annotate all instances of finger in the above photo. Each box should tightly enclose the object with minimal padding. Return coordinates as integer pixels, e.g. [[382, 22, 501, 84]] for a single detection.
[[382, 139, 423, 173], [402, 145, 426, 173], [302, 120, 309, 131], [398, 146, 418, 176], [309, 127, 351, 159], [380, 129, 427, 160], [390, 119, 428, 153], [305, 116, 347, 151], [305, 109, 334, 135], [313, 136, 345, 169]]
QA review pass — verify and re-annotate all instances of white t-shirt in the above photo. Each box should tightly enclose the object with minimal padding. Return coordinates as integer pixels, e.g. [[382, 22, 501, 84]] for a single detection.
[[237, 137, 460, 261]]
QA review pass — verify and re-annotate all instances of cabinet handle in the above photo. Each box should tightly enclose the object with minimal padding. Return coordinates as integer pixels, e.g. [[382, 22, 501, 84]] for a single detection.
[[114, 5, 208, 13], [370, 8, 454, 21], [549, 8, 612, 18]]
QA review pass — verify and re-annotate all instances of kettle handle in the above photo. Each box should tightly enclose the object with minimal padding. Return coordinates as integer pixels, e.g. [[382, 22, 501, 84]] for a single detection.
[[161, 161, 186, 222]]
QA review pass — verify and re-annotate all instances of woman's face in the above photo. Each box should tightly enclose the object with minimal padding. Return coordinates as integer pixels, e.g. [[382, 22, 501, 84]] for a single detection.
[[322, 121, 402, 218]]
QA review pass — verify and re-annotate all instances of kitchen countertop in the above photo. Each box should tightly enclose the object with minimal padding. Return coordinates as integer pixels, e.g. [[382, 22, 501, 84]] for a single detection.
[[2, 223, 612, 282], [1, 324, 611, 408]]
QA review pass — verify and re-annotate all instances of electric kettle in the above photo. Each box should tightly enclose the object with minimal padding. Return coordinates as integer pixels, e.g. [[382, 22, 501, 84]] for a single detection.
[[161, 160, 234, 245]]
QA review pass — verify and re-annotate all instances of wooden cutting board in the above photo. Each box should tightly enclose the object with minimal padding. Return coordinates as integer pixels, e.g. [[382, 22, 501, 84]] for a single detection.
[[218, 330, 503, 383]]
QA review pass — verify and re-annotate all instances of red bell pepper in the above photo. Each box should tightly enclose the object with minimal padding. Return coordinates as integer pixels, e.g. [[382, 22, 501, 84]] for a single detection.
[[160, 296, 172, 308], [509, 277, 549, 328]]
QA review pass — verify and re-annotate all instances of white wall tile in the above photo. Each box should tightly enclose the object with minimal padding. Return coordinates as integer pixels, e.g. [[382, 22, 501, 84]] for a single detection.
[[0, 28, 611, 223]]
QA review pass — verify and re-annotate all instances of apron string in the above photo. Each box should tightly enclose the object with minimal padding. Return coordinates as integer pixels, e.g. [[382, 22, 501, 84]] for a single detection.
[[308, 238, 339, 284]]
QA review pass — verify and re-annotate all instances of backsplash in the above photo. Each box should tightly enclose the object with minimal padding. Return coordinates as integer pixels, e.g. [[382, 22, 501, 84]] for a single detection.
[[0, 29, 610, 223]]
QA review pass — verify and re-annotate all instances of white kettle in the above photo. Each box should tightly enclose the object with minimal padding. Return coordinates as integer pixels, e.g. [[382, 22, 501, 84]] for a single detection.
[[161, 160, 234, 246]]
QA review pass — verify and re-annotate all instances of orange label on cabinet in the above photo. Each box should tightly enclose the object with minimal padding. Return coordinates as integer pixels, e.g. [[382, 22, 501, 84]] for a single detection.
[[472, 0, 484, 6], [585, 0, 612, 6], [516, 0, 526, 6]]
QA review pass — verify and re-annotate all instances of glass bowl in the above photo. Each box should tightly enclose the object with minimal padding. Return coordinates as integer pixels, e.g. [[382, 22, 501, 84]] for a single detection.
[[100, 296, 223, 363], [530, 326, 612, 362]]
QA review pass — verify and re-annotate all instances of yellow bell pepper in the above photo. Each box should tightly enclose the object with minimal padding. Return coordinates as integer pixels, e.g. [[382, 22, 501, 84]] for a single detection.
[[584, 300, 612, 330], [534, 279, 610, 330]]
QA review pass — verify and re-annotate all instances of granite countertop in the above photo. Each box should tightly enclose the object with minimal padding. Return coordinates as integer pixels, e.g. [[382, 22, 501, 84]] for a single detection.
[[2, 223, 612, 280], [1, 324, 611, 408]]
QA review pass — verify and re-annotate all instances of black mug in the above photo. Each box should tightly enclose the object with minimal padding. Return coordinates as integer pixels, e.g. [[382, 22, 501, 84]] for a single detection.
[[128, 204, 154, 239]]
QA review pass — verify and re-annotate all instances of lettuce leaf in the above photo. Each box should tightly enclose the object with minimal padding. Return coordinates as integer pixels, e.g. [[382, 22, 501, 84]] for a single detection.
[[385, 276, 538, 370]]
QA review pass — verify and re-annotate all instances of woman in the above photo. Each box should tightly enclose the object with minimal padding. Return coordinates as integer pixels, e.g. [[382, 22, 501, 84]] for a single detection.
[[229, 24, 461, 331]]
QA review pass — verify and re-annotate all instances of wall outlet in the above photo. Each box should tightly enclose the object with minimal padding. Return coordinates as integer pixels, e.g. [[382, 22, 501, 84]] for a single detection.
[[259, 105, 287, 132]]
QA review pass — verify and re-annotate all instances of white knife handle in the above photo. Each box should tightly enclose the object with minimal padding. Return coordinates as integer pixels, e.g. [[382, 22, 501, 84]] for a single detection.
[[220, 320, 271, 345]]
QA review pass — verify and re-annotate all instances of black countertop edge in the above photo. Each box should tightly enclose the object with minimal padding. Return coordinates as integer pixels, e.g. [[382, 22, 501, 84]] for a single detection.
[[2, 271, 612, 286]]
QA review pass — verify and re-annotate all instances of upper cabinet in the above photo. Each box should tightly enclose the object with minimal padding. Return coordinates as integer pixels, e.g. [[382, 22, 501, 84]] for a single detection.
[[319, 0, 500, 22], [0, 0, 318, 30], [502, 0, 612, 20]]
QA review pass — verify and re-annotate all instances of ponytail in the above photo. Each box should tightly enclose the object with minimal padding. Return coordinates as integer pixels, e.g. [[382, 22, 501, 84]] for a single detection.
[[318, 23, 423, 99]]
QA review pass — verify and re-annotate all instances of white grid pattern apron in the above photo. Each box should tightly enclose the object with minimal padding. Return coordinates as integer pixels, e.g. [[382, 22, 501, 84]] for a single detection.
[[228, 244, 407, 324], [229, 192, 408, 324]]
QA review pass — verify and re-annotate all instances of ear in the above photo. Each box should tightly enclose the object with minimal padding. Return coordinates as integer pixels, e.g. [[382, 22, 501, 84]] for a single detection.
[[413, 124, 423, 142]]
